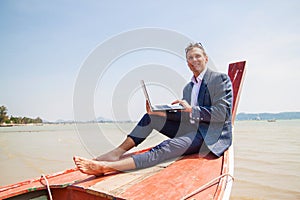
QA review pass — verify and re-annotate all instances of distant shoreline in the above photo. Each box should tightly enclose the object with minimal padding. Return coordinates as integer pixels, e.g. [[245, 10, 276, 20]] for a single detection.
[[2, 111, 300, 127], [45, 112, 300, 124], [0, 121, 137, 127], [0, 123, 44, 127], [1, 119, 300, 128], [236, 112, 300, 121]]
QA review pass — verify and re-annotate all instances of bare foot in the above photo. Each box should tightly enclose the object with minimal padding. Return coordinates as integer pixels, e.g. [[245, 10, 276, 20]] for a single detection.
[[73, 156, 106, 176], [94, 149, 124, 161]]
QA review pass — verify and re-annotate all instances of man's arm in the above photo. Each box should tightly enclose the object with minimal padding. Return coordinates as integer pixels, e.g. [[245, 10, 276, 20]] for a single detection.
[[191, 73, 232, 123], [172, 73, 232, 123], [145, 101, 166, 117]]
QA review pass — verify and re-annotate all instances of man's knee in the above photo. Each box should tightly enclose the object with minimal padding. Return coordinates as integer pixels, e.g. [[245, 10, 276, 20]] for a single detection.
[[137, 114, 151, 126], [150, 137, 192, 159]]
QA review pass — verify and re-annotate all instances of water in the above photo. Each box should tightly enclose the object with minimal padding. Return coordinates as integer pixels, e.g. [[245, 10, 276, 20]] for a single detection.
[[0, 120, 300, 199], [231, 120, 300, 199]]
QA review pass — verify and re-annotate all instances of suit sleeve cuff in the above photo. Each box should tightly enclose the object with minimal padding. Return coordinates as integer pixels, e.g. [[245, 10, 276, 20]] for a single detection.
[[191, 106, 202, 121]]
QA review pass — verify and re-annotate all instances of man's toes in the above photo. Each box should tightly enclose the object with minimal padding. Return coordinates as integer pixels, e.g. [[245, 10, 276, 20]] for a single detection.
[[73, 156, 81, 164]]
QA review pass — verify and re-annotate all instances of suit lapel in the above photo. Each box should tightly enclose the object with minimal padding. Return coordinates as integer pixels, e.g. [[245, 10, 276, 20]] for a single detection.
[[198, 69, 212, 106], [185, 82, 193, 104]]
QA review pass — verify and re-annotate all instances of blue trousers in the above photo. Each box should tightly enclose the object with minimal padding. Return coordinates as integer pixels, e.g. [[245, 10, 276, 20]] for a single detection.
[[128, 114, 205, 169]]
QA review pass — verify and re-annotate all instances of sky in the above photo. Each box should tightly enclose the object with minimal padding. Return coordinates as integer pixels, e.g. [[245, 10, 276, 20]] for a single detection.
[[0, 0, 299, 122]]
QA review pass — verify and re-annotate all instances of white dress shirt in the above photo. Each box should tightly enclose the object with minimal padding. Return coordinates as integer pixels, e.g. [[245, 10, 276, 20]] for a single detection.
[[190, 68, 207, 123]]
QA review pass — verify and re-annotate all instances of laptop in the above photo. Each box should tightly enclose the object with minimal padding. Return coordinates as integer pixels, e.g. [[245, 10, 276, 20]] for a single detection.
[[140, 80, 185, 112]]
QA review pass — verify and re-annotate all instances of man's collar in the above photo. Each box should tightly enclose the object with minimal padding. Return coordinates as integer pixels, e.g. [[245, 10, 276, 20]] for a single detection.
[[191, 67, 207, 83]]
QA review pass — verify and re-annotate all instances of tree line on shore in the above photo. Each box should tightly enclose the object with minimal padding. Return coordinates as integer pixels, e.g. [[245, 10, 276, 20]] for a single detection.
[[0, 105, 42, 124]]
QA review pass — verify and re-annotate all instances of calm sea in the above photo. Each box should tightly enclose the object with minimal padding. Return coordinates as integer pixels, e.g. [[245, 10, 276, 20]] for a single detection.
[[0, 120, 299, 199]]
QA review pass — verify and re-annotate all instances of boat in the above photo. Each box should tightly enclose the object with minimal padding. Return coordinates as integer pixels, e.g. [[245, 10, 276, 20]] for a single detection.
[[0, 61, 246, 200]]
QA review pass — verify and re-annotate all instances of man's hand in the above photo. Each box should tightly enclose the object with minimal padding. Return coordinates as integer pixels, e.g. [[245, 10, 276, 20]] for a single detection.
[[172, 99, 192, 113], [146, 101, 166, 117]]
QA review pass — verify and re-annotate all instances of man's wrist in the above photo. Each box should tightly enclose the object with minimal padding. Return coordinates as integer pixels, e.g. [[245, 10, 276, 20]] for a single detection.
[[191, 106, 201, 121], [186, 106, 192, 113]]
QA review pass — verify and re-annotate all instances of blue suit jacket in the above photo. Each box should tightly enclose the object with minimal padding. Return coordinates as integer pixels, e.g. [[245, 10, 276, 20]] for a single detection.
[[167, 68, 233, 157]]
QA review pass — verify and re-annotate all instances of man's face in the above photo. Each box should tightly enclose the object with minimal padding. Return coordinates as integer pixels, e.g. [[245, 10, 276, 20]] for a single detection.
[[186, 47, 208, 76]]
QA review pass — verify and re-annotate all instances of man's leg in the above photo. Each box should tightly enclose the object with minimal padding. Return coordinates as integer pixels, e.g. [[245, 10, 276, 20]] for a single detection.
[[74, 156, 136, 176], [95, 113, 195, 162], [128, 114, 196, 145], [74, 117, 202, 175], [95, 114, 167, 161], [74, 132, 203, 176], [95, 136, 135, 161], [132, 131, 204, 169]]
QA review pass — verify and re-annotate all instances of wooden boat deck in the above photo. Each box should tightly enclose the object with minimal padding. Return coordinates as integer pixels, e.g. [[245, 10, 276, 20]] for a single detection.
[[1, 153, 224, 200]]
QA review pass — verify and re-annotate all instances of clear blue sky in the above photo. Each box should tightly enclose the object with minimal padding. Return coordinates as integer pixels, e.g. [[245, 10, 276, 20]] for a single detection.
[[1, 0, 299, 121]]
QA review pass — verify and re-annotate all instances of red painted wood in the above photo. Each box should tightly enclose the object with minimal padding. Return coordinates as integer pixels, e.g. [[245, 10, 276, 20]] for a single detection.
[[0, 169, 89, 199], [120, 153, 222, 200], [214, 61, 246, 200], [228, 61, 246, 125]]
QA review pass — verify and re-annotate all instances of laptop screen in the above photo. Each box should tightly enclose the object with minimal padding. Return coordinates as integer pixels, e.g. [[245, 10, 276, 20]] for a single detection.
[[140, 80, 152, 106]]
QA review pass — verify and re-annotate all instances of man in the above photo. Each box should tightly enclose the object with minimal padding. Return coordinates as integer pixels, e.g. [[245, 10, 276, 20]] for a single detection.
[[74, 43, 233, 175]]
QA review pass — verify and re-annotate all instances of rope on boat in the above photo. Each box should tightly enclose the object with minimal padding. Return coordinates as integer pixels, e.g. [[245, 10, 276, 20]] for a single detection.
[[41, 174, 53, 200], [180, 173, 234, 200]]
